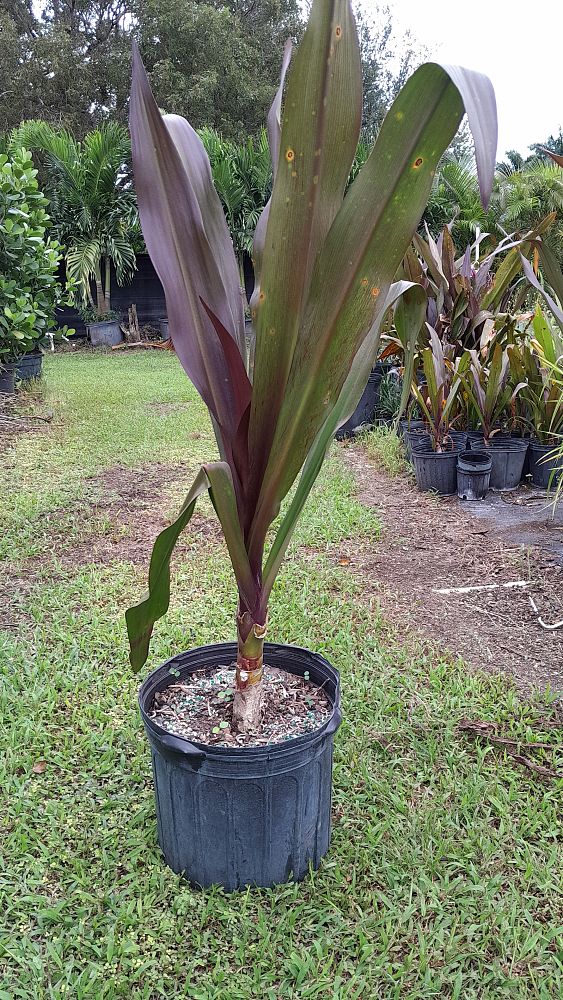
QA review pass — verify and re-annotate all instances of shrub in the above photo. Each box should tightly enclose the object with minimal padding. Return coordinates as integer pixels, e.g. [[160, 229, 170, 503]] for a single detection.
[[0, 148, 69, 363]]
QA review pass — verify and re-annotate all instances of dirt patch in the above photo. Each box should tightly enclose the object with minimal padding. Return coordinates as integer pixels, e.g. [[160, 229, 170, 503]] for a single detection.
[[151, 665, 331, 747], [336, 444, 563, 699], [0, 463, 223, 624]]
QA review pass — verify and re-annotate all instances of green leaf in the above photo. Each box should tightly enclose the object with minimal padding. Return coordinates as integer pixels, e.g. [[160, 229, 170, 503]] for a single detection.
[[248, 0, 362, 511], [125, 462, 256, 671], [262, 282, 425, 597], [250, 61, 496, 559]]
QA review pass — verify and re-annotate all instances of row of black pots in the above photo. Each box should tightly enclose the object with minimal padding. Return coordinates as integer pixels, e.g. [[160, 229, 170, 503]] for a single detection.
[[405, 426, 562, 492], [0, 350, 43, 393]]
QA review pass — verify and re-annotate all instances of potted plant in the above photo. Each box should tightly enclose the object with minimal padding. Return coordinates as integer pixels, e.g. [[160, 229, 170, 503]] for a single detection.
[[10, 121, 140, 348], [461, 344, 528, 489], [0, 147, 71, 392], [509, 308, 563, 487], [126, 0, 496, 890], [407, 332, 469, 492]]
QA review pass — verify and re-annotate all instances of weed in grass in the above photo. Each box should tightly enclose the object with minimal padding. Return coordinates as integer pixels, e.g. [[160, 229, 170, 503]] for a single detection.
[[360, 426, 409, 477]]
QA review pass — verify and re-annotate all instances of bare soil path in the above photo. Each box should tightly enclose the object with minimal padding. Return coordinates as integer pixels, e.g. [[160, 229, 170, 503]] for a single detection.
[[338, 443, 563, 700]]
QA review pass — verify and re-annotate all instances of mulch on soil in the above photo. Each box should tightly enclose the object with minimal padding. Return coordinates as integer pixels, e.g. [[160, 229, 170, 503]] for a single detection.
[[150, 664, 331, 747], [335, 444, 563, 701]]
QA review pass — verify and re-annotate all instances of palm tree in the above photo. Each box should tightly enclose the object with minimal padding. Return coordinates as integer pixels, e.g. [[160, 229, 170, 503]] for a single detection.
[[494, 157, 563, 265], [8, 120, 139, 317], [199, 128, 272, 281], [424, 152, 498, 246]]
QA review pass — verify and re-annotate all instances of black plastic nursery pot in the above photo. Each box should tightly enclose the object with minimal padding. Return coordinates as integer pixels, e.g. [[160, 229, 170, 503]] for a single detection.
[[457, 450, 492, 501], [470, 438, 528, 490], [528, 440, 563, 489], [412, 447, 461, 495], [448, 430, 468, 452], [15, 350, 43, 382], [139, 642, 342, 892], [404, 428, 431, 463], [335, 369, 382, 439], [87, 319, 123, 347], [398, 418, 425, 439], [0, 362, 16, 394]]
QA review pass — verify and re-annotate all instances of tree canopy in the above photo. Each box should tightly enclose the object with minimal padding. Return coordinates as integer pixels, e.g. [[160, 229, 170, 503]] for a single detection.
[[1, 1, 423, 141]]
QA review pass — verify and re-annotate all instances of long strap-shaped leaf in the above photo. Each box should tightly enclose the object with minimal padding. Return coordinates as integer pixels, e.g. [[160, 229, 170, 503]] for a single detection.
[[393, 287, 427, 427], [249, 39, 293, 316], [126, 463, 256, 671], [248, 0, 362, 505], [129, 45, 245, 440], [521, 254, 563, 335], [249, 61, 496, 561], [261, 282, 426, 601]]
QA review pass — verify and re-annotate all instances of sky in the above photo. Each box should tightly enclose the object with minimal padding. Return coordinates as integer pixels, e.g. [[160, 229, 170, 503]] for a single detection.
[[384, 0, 562, 159]]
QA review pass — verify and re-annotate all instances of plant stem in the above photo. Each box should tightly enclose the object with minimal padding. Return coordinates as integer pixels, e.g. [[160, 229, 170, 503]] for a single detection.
[[94, 261, 108, 318], [104, 256, 111, 311], [232, 609, 267, 733]]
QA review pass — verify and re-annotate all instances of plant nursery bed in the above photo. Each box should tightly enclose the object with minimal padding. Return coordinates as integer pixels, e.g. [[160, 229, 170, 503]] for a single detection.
[[341, 443, 563, 701], [150, 664, 331, 747]]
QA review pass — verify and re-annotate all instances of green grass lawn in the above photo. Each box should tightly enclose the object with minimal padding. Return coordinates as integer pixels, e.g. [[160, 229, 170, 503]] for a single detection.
[[1, 350, 562, 999]]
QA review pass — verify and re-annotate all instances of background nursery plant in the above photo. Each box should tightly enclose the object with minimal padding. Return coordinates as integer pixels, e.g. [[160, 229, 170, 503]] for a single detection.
[[126, 0, 496, 739], [0, 147, 69, 388]]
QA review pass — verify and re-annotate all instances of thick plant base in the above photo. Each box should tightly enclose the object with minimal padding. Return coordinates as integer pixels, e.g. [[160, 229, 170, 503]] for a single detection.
[[139, 642, 341, 891]]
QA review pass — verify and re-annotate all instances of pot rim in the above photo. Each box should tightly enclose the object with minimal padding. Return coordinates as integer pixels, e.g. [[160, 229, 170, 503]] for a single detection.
[[139, 640, 342, 759]]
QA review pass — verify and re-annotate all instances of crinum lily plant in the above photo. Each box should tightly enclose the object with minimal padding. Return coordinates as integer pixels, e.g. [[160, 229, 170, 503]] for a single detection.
[[126, 0, 497, 732]]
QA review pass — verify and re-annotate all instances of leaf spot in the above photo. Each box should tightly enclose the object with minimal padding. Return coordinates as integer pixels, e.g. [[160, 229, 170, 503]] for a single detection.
[[413, 157, 424, 169], [371, 287, 380, 298], [313, 175, 319, 185], [291, 170, 298, 178], [259, 291, 266, 303], [285, 148, 295, 162], [361, 277, 368, 287], [335, 24, 342, 38], [395, 111, 404, 121]]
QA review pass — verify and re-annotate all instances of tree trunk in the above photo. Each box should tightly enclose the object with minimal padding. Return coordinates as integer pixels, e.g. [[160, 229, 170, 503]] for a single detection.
[[232, 609, 267, 733], [104, 256, 111, 311], [94, 261, 108, 318]]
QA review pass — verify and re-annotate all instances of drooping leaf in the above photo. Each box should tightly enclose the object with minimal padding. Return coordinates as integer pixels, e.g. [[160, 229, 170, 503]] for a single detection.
[[126, 463, 256, 671], [521, 254, 563, 334], [393, 286, 427, 425]]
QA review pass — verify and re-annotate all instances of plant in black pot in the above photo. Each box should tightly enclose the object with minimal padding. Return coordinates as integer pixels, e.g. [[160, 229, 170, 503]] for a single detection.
[[461, 344, 528, 489], [0, 147, 71, 392], [509, 307, 563, 488], [11, 120, 141, 349], [126, 0, 496, 890], [408, 332, 469, 493]]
